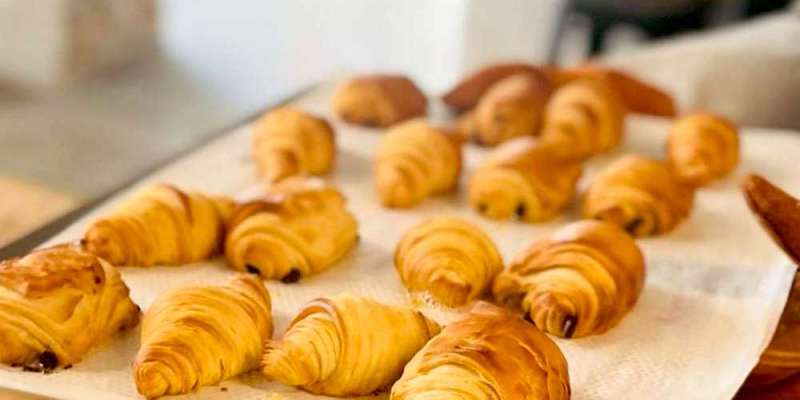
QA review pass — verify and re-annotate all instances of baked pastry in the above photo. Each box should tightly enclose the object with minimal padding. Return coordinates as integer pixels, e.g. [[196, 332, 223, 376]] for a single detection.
[[493, 220, 645, 338], [224, 177, 358, 282], [458, 73, 552, 146], [82, 184, 234, 267], [540, 78, 626, 159], [0, 244, 139, 371], [252, 107, 335, 183], [375, 119, 462, 208], [133, 274, 272, 398], [552, 65, 676, 117], [394, 216, 503, 307], [262, 294, 440, 397], [332, 75, 427, 127], [667, 112, 739, 186], [469, 137, 582, 222], [584, 155, 694, 237], [743, 174, 800, 266], [442, 63, 552, 112], [390, 301, 570, 399]]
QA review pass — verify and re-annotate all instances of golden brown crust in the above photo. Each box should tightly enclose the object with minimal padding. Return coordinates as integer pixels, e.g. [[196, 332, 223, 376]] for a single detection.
[[742, 174, 800, 266], [252, 107, 336, 183], [442, 63, 553, 112], [263, 294, 440, 397], [224, 177, 358, 281], [375, 119, 462, 208], [394, 216, 503, 307], [134, 274, 272, 398], [540, 78, 626, 159], [584, 155, 695, 237], [493, 220, 645, 338], [332, 75, 427, 127], [0, 244, 139, 369], [82, 184, 234, 267], [390, 302, 570, 400], [469, 137, 582, 222], [667, 112, 739, 186]]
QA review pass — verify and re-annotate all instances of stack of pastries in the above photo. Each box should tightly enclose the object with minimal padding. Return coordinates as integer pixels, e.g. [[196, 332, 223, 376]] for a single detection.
[[0, 63, 759, 400]]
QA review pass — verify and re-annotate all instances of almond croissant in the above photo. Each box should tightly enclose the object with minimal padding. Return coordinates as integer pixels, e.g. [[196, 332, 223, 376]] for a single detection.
[[224, 178, 358, 282], [493, 220, 645, 338], [252, 106, 336, 183], [0, 244, 139, 371], [133, 274, 272, 398], [395, 216, 503, 307], [262, 294, 440, 397], [667, 112, 739, 186], [390, 302, 570, 400], [82, 184, 234, 267]]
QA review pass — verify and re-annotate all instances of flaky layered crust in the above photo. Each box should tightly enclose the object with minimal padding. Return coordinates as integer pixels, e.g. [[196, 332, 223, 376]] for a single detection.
[[667, 112, 739, 186]]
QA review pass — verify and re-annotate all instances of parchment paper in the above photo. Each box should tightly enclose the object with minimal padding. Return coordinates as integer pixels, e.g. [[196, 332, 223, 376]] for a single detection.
[[1, 80, 798, 400]]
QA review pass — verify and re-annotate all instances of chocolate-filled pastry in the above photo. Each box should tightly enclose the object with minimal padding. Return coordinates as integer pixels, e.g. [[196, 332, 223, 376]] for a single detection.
[[390, 302, 570, 400], [667, 112, 739, 186], [394, 216, 503, 307], [743, 174, 800, 266], [224, 177, 358, 281], [262, 294, 440, 397], [375, 119, 462, 208], [553, 65, 676, 117], [442, 62, 551, 112], [252, 107, 335, 183], [469, 137, 582, 223], [83, 184, 235, 267], [332, 74, 427, 127], [540, 78, 626, 159], [459, 73, 552, 146], [134, 274, 272, 398], [584, 155, 694, 237], [0, 244, 139, 371], [493, 220, 645, 338]]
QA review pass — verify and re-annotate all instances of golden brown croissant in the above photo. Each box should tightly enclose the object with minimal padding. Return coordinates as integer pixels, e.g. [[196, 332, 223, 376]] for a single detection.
[[262, 294, 440, 397], [667, 113, 739, 186], [493, 220, 645, 338], [469, 137, 582, 223], [375, 119, 462, 208], [0, 244, 139, 371], [332, 75, 427, 127], [252, 107, 335, 183], [133, 274, 272, 398], [540, 78, 626, 159], [743, 174, 800, 266], [458, 73, 552, 146], [394, 216, 503, 307], [224, 177, 358, 282], [442, 63, 553, 112], [584, 155, 695, 237], [82, 184, 234, 267], [390, 301, 570, 399]]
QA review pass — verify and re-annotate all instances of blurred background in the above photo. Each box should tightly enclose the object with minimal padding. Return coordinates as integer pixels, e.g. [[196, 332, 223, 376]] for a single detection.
[[0, 0, 797, 248]]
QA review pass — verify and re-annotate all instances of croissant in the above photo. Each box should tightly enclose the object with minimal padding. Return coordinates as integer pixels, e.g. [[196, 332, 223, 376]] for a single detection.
[[584, 155, 694, 237], [469, 137, 582, 223], [743, 174, 800, 266], [0, 244, 139, 371], [390, 301, 570, 399], [133, 274, 272, 398], [540, 78, 626, 159], [82, 184, 234, 267], [459, 73, 552, 146], [493, 220, 645, 338], [332, 75, 427, 127], [252, 107, 335, 183], [442, 63, 552, 112], [375, 119, 462, 208], [262, 294, 440, 397], [394, 216, 503, 307], [225, 177, 358, 282], [667, 113, 739, 186]]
